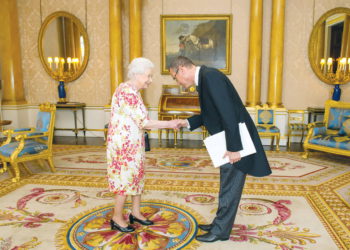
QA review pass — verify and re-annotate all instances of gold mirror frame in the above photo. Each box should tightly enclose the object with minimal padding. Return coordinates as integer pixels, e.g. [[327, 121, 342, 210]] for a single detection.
[[308, 7, 350, 85], [38, 11, 90, 83]]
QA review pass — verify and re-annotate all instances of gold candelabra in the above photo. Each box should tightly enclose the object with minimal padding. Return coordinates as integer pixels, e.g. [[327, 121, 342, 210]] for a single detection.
[[47, 56, 80, 103], [320, 57, 350, 84], [47, 56, 80, 82]]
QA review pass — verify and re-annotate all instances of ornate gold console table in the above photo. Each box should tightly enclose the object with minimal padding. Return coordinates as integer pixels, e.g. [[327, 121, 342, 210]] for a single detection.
[[55, 102, 86, 138]]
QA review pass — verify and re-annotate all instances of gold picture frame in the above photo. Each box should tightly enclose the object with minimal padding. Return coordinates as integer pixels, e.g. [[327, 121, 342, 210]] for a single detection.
[[38, 11, 90, 83], [308, 7, 350, 85], [161, 14, 232, 74]]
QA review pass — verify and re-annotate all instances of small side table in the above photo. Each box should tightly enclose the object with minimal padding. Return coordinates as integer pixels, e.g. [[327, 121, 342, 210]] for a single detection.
[[307, 107, 325, 123], [55, 102, 86, 138], [0, 120, 12, 143], [0, 120, 12, 127]]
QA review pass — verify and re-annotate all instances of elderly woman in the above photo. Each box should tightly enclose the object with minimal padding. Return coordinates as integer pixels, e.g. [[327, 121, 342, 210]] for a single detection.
[[106, 57, 180, 232]]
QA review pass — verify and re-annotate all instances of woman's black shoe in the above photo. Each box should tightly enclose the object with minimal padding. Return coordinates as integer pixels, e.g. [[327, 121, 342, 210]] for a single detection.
[[110, 219, 135, 232], [129, 214, 154, 226]]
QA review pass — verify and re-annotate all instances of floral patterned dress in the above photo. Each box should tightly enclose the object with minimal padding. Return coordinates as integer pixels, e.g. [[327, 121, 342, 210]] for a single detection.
[[106, 83, 149, 195]]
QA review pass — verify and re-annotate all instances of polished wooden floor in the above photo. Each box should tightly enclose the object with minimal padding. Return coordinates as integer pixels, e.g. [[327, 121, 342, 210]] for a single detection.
[[53, 136, 304, 152]]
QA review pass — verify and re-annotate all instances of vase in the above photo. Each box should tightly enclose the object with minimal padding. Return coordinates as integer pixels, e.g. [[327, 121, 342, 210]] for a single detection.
[[332, 84, 341, 101], [58, 81, 67, 103]]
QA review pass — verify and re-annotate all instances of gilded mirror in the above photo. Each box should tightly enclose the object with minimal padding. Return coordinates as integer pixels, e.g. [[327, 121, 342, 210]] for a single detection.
[[38, 11, 89, 83], [309, 7, 350, 85]]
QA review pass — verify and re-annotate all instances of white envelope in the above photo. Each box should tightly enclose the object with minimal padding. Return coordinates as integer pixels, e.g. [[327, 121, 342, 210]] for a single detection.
[[203, 122, 256, 168]]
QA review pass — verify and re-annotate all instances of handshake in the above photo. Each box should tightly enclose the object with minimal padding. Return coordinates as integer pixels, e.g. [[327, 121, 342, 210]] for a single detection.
[[167, 119, 189, 130]]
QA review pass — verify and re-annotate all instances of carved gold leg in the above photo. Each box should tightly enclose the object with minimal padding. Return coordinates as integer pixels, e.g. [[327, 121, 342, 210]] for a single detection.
[[300, 128, 305, 143], [201, 127, 206, 146], [174, 129, 178, 146], [287, 129, 291, 150], [158, 129, 162, 144], [302, 149, 309, 159], [48, 156, 56, 172], [6, 163, 15, 177], [201, 128, 206, 140], [166, 129, 169, 140], [271, 136, 275, 150], [275, 135, 280, 152], [11, 162, 20, 182], [0, 161, 7, 174], [104, 128, 108, 142]]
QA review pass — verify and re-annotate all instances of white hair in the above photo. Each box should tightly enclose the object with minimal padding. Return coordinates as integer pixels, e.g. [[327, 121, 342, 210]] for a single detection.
[[127, 57, 154, 79]]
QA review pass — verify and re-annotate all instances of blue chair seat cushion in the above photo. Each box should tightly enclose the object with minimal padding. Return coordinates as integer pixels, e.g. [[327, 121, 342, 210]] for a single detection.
[[0, 140, 48, 157], [309, 135, 350, 150], [257, 125, 280, 133]]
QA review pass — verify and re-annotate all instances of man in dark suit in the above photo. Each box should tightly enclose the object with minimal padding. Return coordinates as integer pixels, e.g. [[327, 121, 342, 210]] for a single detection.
[[169, 56, 272, 243]]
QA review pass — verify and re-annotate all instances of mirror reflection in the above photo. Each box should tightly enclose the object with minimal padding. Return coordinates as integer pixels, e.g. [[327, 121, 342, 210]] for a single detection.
[[38, 12, 89, 83], [309, 8, 350, 85]]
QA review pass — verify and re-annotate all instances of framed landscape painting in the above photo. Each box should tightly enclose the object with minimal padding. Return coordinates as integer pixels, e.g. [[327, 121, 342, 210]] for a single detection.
[[161, 14, 232, 74]]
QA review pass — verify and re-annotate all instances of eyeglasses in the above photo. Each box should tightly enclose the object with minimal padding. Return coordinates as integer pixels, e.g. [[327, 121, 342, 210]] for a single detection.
[[172, 68, 179, 80]]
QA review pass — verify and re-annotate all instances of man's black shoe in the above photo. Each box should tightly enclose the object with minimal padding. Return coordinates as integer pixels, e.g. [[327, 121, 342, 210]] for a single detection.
[[198, 224, 213, 232], [195, 232, 229, 243]]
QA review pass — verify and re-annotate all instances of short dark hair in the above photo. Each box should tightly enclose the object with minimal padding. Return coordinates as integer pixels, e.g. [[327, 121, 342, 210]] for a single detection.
[[169, 56, 195, 71]]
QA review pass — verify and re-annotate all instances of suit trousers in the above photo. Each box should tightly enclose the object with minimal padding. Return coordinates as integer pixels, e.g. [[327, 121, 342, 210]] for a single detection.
[[210, 163, 246, 238]]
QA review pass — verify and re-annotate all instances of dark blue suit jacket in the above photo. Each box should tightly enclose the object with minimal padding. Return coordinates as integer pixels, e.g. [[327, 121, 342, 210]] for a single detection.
[[188, 66, 271, 177]]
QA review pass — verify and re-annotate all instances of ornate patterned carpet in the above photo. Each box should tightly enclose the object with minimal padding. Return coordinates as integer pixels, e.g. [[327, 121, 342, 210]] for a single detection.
[[0, 145, 349, 249]]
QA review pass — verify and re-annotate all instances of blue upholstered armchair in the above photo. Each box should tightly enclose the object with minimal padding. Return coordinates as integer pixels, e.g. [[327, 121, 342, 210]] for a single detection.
[[255, 105, 280, 151], [0, 103, 56, 182]]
